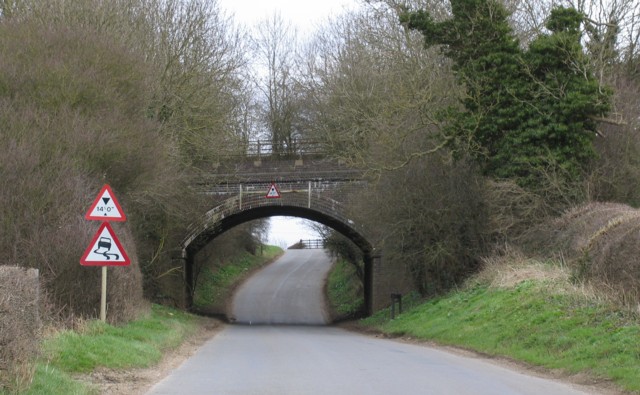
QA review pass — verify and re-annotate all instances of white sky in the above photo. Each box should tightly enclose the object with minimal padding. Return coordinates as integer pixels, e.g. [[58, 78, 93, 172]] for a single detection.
[[217, 0, 360, 35], [267, 216, 321, 249], [215, 0, 358, 249]]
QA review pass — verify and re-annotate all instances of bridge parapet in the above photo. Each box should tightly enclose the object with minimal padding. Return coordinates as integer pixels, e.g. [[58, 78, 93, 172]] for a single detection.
[[182, 181, 364, 252], [198, 156, 362, 184], [242, 139, 326, 158]]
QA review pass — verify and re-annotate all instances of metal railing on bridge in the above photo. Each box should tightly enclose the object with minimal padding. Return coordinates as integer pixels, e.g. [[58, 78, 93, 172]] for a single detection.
[[216, 139, 327, 159], [288, 239, 325, 249]]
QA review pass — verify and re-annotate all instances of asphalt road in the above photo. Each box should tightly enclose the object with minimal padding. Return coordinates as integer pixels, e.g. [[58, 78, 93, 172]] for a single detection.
[[147, 249, 598, 395], [230, 249, 333, 325]]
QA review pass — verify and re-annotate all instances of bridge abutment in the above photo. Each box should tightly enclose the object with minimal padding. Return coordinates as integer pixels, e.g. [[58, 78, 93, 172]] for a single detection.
[[370, 253, 414, 312]]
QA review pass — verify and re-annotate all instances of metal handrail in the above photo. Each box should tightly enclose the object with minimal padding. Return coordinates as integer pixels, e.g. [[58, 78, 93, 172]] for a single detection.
[[228, 139, 327, 158], [296, 239, 325, 249]]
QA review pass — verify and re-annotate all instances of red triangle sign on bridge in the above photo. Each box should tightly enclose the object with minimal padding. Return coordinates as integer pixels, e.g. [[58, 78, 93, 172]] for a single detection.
[[85, 184, 126, 222], [265, 183, 281, 199]]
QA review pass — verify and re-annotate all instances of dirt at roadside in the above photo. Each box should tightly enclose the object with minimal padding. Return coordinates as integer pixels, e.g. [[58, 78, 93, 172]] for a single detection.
[[77, 317, 224, 395]]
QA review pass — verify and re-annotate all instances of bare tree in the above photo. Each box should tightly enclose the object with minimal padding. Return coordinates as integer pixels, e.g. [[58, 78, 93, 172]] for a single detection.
[[299, 0, 458, 172], [0, 0, 255, 322], [9, 0, 250, 166], [252, 12, 301, 156]]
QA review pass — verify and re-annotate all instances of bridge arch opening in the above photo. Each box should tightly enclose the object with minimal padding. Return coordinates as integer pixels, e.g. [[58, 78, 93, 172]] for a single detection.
[[182, 204, 376, 318]]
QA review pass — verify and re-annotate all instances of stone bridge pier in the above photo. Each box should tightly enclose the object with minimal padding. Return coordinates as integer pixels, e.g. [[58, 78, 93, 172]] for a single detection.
[[178, 157, 408, 316]]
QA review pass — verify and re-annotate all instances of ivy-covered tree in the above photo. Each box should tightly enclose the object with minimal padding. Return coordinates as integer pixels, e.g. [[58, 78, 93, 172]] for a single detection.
[[401, 1, 611, 189]]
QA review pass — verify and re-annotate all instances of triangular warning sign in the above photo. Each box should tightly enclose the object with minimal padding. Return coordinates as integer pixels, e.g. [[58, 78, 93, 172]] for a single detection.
[[80, 222, 130, 266], [265, 183, 281, 199], [85, 184, 126, 221]]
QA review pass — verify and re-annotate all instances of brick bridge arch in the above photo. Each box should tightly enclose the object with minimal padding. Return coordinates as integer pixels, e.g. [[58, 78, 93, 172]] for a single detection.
[[178, 152, 404, 316], [181, 183, 380, 315]]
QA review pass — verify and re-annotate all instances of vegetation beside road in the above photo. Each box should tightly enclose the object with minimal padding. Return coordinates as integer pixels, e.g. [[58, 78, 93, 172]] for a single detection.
[[8, 245, 280, 394], [193, 245, 283, 311], [361, 256, 640, 393], [326, 259, 364, 319], [21, 305, 201, 395]]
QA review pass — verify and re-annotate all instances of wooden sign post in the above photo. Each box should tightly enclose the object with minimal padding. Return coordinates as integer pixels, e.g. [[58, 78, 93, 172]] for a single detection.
[[81, 185, 129, 322]]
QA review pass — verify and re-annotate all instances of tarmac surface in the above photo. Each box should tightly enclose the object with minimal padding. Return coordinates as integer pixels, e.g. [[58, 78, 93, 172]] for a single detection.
[[147, 249, 597, 395]]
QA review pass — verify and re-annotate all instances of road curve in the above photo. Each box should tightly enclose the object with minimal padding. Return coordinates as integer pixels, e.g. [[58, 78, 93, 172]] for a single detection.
[[231, 249, 333, 325]]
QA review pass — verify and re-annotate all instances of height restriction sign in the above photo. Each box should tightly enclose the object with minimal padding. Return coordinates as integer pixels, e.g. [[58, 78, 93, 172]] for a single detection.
[[85, 184, 126, 221]]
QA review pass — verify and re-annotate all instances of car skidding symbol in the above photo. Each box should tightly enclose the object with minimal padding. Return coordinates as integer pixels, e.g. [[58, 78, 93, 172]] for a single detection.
[[94, 237, 120, 260]]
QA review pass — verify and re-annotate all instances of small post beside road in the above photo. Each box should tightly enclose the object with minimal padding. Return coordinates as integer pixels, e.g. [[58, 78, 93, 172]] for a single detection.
[[390, 293, 402, 319]]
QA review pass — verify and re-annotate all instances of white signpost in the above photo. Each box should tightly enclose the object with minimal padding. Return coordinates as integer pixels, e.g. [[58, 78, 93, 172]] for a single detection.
[[81, 184, 129, 322]]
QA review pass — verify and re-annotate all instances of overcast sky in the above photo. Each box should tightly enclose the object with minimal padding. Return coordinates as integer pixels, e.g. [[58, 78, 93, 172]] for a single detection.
[[267, 216, 321, 249], [217, 0, 359, 35]]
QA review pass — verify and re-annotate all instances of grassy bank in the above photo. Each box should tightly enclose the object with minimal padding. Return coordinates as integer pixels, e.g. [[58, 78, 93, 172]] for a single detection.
[[326, 259, 364, 318], [193, 245, 283, 310], [22, 304, 200, 395], [11, 246, 282, 394], [361, 259, 640, 393]]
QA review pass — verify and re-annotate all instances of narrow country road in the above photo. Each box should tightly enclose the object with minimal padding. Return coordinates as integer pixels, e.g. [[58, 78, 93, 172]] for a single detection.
[[147, 250, 599, 395], [231, 249, 333, 325]]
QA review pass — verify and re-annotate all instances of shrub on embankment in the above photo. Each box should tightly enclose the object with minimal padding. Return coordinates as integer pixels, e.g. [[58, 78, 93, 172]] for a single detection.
[[0, 8, 221, 330], [521, 202, 640, 307], [0, 0, 250, 325], [0, 19, 162, 323], [361, 201, 640, 392], [0, 267, 40, 392]]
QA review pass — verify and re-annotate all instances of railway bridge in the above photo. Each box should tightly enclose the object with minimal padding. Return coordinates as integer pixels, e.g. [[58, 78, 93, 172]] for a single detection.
[[179, 141, 404, 315]]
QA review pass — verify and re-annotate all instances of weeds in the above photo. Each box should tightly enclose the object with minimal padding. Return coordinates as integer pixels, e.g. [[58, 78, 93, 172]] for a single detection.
[[326, 259, 364, 318], [23, 305, 198, 395]]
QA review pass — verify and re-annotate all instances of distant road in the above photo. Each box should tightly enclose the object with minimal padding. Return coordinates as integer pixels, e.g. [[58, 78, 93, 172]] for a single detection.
[[231, 249, 333, 325], [147, 250, 598, 395]]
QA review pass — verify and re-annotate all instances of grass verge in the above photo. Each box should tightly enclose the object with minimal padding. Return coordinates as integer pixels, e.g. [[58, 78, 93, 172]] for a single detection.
[[361, 260, 640, 393], [326, 259, 364, 318], [193, 245, 283, 310], [23, 304, 200, 395]]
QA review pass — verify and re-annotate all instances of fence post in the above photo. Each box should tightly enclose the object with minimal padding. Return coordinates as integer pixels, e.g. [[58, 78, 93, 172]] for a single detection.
[[390, 297, 395, 320], [390, 293, 402, 319]]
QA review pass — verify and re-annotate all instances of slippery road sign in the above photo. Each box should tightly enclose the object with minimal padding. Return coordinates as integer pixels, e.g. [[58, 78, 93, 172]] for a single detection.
[[85, 184, 126, 221], [80, 222, 130, 266]]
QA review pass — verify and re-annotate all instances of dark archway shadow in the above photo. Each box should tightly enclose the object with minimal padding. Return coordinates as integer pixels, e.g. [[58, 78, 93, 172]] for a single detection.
[[182, 205, 375, 316]]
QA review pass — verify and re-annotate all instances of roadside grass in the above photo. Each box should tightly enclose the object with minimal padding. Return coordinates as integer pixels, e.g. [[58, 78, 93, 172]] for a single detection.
[[326, 259, 364, 317], [23, 304, 200, 395], [361, 261, 640, 393], [193, 245, 282, 309]]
